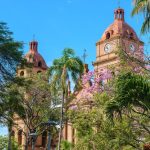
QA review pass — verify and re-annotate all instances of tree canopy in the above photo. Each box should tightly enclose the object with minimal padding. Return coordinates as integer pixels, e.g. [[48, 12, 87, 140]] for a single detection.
[[0, 22, 23, 86]]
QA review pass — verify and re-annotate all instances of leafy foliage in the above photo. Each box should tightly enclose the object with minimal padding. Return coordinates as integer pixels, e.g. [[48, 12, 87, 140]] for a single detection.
[[13, 74, 61, 147], [49, 48, 83, 93], [61, 140, 73, 150], [68, 66, 150, 149], [106, 72, 150, 119], [0, 22, 23, 86], [0, 136, 21, 150]]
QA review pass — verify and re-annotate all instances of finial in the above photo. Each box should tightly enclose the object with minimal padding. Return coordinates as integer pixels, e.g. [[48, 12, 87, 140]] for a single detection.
[[29, 40, 38, 52], [82, 49, 88, 64], [33, 34, 35, 41], [118, 0, 120, 8]]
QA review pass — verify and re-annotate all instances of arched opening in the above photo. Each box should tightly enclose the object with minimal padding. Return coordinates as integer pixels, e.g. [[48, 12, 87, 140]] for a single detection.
[[38, 61, 42, 67], [124, 31, 129, 38], [106, 32, 110, 39], [20, 71, 24, 77], [37, 70, 42, 74], [42, 131, 47, 147], [18, 130, 23, 145], [130, 33, 134, 39], [111, 30, 114, 35], [11, 130, 15, 138]]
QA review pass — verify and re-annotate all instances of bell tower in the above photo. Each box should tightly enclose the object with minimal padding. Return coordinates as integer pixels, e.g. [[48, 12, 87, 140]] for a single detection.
[[93, 8, 144, 71], [17, 40, 48, 77], [14, 41, 48, 149]]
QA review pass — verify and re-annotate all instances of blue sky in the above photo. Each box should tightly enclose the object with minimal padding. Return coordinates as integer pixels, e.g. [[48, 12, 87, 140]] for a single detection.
[[0, 0, 148, 135]]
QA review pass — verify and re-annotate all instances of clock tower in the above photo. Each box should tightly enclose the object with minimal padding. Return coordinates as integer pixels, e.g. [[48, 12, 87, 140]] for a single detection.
[[93, 8, 144, 71]]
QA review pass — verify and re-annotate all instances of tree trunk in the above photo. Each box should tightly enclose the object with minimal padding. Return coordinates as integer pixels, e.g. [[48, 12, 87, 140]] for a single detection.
[[57, 90, 65, 150], [8, 126, 12, 150]]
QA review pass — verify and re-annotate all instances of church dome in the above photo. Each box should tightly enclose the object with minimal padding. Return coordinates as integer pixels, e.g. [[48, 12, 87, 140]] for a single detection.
[[25, 41, 48, 70], [100, 8, 139, 42]]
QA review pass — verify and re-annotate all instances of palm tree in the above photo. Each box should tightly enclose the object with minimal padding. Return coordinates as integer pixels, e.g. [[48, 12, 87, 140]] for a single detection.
[[132, 0, 150, 34], [49, 48, 83, 150]]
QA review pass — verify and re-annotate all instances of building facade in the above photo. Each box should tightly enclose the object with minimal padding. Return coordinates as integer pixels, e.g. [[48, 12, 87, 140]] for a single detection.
[[12, 7, 144, 149], [13, 41, 49, 150], [63, 7, 144, 144]]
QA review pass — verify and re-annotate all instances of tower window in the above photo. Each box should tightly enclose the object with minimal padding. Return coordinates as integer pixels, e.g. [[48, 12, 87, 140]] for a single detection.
[[130, 33, 134, 39], [106, 32, 110, 39], [20, 71, 24, 77], [38, 61, 42, 67]]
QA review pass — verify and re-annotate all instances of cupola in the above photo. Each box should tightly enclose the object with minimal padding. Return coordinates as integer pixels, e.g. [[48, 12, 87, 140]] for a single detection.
[[99, 8, 139, 42], [25, 41, 48, 70], [114, 8, 124, 21]]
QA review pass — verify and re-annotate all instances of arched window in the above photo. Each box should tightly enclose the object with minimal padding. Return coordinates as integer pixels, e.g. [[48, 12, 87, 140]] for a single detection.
[[37, 70, 42, 74], [106, 32, 110, 39], [42, 131, 47, 147], [20, 71, 24, 77], [18, 130, 22, 145], [11, 130, 15, 138], [111, 30, 114, 35], [38, 61, 42, 67], [130, 33, 134, 39]]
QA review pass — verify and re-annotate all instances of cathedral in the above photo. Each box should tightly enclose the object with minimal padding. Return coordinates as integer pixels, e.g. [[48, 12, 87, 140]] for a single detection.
[[12, 7, 144, 149]]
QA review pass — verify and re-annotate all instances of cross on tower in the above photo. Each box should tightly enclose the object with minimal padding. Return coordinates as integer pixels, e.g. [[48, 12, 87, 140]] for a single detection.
[[82, 49, 88, 64], [33, 34, 35, 41]]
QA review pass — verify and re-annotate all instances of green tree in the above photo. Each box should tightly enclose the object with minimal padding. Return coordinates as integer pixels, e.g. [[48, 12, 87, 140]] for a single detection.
[[0, 22, 23, 86], [0, 135, 21, 150], [0, 78, 25, 150], [61, 140, 73, 150], [106, 71, 150, 149], [15, 74, 61, 150], [0, 22, 24, 149], [67, 53, 150, 149], [49, 48, 83, 149], [132, 0, 150, 34]]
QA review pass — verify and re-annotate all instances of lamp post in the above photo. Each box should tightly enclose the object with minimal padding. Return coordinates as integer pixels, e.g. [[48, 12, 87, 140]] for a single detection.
[[29, 129, 37, 150], [42, 120, 59, 150]]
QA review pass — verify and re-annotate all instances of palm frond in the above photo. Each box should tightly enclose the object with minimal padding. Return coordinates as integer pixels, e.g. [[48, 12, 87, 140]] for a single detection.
[[141, 16, 150, 33], [132, 0, 150, 34], [62, 48, 75, 57], [132, 0, 148, 16]]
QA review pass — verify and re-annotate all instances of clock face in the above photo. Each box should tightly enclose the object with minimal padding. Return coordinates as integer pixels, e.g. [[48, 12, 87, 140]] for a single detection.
[[129, 44, 135, 51], [104, 43, 111, 53]]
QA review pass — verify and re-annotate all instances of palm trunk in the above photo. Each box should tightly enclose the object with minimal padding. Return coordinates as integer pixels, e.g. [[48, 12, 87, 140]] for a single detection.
[[57, 90, 65, 150]]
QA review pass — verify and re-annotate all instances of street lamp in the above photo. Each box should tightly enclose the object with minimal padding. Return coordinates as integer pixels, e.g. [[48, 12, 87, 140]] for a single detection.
[[29, 129, 37, 150], [42, 120, 59, 150]]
